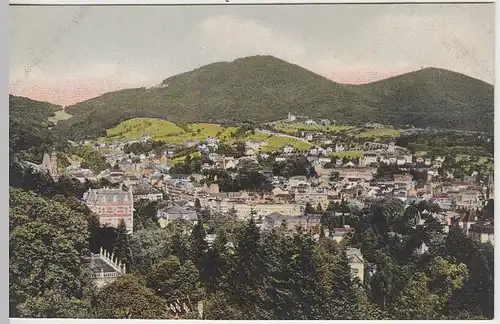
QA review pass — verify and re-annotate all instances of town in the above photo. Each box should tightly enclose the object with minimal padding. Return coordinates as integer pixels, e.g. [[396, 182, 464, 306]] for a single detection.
[[26, 114, 494, 291]]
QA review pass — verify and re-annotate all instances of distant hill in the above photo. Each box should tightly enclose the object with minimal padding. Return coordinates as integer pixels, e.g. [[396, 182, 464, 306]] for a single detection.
[[353, 67, 495, 132], [9, 95, 63, 157], [47, 55, 493, 140]]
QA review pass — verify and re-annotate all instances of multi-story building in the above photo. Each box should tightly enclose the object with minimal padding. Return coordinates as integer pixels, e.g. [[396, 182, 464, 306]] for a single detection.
[[84, 188, 134, 233], [132, 184, 164, 202]]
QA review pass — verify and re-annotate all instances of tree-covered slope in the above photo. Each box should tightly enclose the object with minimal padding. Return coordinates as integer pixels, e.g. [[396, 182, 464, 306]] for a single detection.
[[49, 56, 494, 140], [9, 95, 63, 157], [353, 67, 494, 132]]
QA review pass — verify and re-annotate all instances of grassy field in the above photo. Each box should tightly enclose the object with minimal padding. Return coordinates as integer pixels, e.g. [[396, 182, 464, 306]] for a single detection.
[[274, 121, 355, 134], [261, 136, 313, 152], [414, 151, 428, 157], [48, 109, 73, 125], [327, 151, 363, 159], [355, 128, 401, 138], [171, 151, 202, 164], [102, 118, 313, 152], [106, 118, 185, 140]]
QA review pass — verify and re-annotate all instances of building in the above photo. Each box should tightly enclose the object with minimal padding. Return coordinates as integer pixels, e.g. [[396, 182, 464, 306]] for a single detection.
[[294, 189, 329, 208], [359, 154, 378, 167], [84, 188, 134, 233], [132, 184, 164, 202], [346, 248, 364, 283], [222, 202, 301, 219], [41, 150, 58, 177], [263, 212, 322, 233], [335, 143, 346, 153], [157, 205, 198, 227], [469, 222, 494, 245], [288, 112, 297, 122], [329, 225, 355, 243]]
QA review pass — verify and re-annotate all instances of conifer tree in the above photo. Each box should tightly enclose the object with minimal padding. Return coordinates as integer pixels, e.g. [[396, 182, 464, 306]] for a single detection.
[[204, 229, 229, 293], [260, 229, 291, 319], [194, 198, 202, 212], [229, 217, 264, 317], [190, 219, 209, 279], [329, 247, 358, 319], [304, 202, 316, 215], [113, 218, 133, 269]]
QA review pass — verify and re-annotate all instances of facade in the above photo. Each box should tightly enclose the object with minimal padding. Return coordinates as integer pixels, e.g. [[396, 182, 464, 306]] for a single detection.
[[84, 188, 134, 233]]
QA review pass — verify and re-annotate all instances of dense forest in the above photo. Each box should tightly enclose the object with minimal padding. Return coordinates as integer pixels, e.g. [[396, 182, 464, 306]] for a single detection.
[[9, 160, 494, 319]]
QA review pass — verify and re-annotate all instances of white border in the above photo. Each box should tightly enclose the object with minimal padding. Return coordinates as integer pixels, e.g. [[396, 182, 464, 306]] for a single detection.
[[6, 1, 498, 324], [9, 0, 496, 5]]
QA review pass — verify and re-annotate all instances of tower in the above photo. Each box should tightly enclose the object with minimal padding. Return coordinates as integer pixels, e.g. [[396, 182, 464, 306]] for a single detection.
[[50, 150, 58, 177]]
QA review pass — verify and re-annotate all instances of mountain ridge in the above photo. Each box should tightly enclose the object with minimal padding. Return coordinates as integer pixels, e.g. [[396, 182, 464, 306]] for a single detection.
[[12, 55, 493, 140]]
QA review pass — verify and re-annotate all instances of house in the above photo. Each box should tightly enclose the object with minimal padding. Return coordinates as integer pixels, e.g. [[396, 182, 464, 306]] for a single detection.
[[432, 194, 453, 210], [289, 176, 309, 187], [328, 225, 355, 243], [294, 189, 329, 208], [424, 158, 432, 166], [288, 112, 297, 122], [132, 184, 163, 202], [304, 119, 316, 125], [469, 222, 494, 245], [318, 157, 332, 165], [359, 154, 378, 167], [379, 155, 397, 165], [393, 174, 413, 186], [224, 157, 238, 169], [335, 143, 346, 153], [157, 205, 198, 228], [282, 146, 295, 154], [263, 212, 322, 233], [320, 119, 331, 126], [70, 169, 95, 183], [346, 248, 364, 283], [387, 142, 396, 153], [84, 188, 134, 233]]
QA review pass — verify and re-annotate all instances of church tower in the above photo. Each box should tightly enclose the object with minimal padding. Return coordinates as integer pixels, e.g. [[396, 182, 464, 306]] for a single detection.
[[50, 150, 58, 177]]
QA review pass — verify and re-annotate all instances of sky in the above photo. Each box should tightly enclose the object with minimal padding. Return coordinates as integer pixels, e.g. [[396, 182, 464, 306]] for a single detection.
[[9, 3, 495, 107]]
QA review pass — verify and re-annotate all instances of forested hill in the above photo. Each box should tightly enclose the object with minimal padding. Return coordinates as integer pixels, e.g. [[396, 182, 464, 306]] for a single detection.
[[9, 95, 63, 160], [45, 55, 494, 140]]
